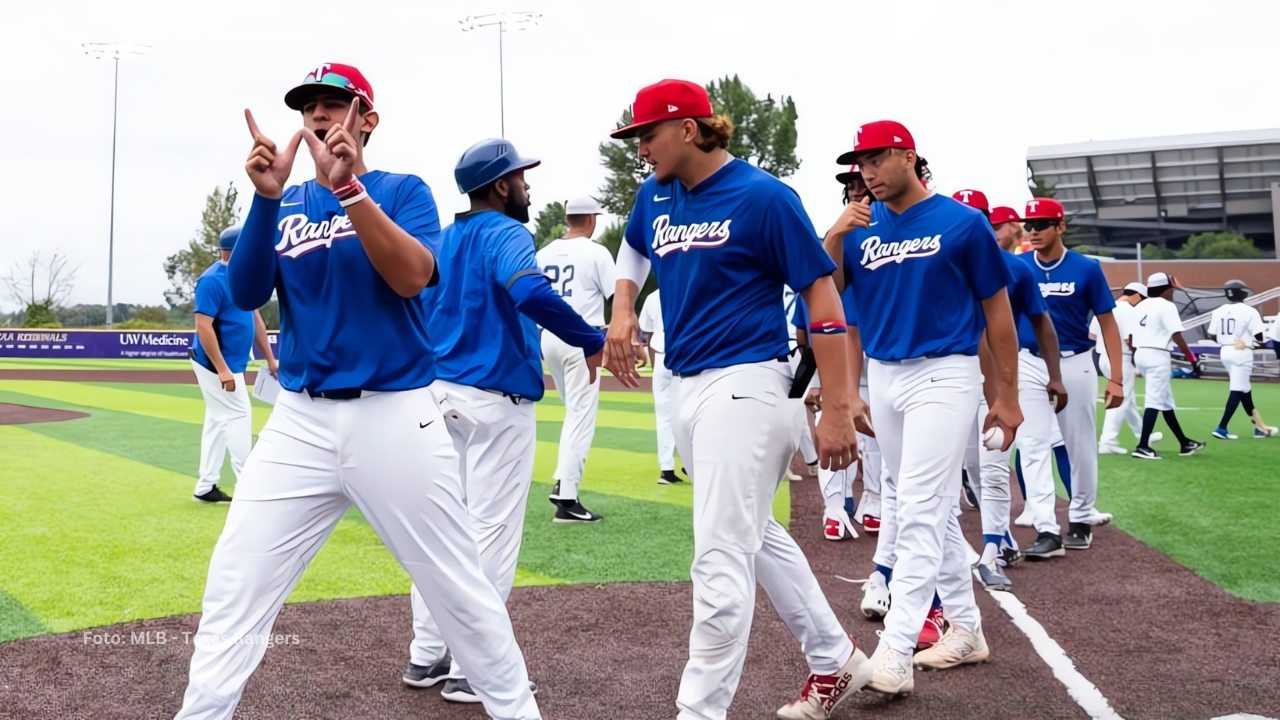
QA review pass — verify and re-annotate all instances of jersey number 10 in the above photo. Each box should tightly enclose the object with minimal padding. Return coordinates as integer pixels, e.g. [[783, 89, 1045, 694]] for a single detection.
[[1219, 318, 1236, 336], [543, 264, 575, 297]]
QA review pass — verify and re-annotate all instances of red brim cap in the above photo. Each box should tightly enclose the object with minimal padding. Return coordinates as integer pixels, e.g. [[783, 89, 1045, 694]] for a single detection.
[[285, 63, 375, 112], [835, 165, 861, 185], [989, 206, 1021, 225], [610, 78, 713, 139], [952, 189, 989, 213], [836, 120, 915, 165], [1023, 197, 1065, 220]]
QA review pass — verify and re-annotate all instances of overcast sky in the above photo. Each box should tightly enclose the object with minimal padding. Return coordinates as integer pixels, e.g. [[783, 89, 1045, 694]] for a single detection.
[[4, 0, 1278, 312]]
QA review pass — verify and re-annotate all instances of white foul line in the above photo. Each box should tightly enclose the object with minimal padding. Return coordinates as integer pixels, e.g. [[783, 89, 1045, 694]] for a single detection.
[[965, 544, 1124, 720]]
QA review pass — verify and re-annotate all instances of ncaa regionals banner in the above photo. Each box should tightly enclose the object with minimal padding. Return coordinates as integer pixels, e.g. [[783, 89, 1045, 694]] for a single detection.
[[0, 329, 278, 360]]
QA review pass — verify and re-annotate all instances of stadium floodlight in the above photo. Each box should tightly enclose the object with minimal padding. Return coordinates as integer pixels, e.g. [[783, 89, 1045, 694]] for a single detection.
[[83, 42, 150, 327], [458, 12, 541, 137]]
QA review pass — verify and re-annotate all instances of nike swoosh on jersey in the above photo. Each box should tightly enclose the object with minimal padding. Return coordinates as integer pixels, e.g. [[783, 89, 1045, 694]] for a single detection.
[[281, 201, 304, 207], [868, 221, 878, 226], [654, 194, 671, 202]]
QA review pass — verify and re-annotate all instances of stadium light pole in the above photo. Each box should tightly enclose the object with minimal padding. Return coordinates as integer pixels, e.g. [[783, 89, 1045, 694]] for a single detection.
[[83, 42, 149, 328], [459, 12, 541, 137]]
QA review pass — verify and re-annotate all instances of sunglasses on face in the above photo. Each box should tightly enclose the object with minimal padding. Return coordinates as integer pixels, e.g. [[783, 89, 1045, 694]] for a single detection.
[[1023, 219, 1059, 233]]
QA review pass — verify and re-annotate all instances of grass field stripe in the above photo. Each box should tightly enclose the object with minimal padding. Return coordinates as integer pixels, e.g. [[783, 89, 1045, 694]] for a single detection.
[[965, 545, 1123, 720]]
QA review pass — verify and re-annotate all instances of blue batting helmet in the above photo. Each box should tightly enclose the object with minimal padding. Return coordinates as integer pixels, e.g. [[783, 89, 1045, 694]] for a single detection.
[[219, 225, 241, 251], [454, 139, 540, 194]]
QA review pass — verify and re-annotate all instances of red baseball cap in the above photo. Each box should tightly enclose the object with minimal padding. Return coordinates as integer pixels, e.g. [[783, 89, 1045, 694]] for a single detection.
[[1023, 197, 1065, 220], [835, 165, 862, 185], [836, 120, 915, 164], [610, 79, 714, 139], [285, 63, 375, 112], [952, 189, 989, 213], [989, 206, 1021, 225]]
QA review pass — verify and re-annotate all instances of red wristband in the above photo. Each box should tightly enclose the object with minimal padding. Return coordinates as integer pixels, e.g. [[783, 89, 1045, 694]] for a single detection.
[[809, 319, 848, 335]]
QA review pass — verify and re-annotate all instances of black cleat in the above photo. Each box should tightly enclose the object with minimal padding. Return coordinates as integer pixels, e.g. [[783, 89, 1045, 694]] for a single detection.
[[960, 471, 979, 509], [553, 499, 602, 523], [1131, 446, 1161, 460], [440, 676, 538, 703], [1063, 522, 1093, 550], [193, 485, 232, 503], [1024, 531, 1065, 560], [1179, 440, 1205, 457], [658, 469, 684, 485], [402, 652, 451, 688], [998, 546, 1023, 567]]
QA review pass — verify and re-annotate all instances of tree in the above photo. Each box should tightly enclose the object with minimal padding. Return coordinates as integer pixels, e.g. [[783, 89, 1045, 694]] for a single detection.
[[3, 251, 78, 328], [57, 304, 108, 327], [1178, 231, 1263, 259], [1027, 169, 1057, 198], [1139, 242, 1177, 260], [532, 201, 567, 250], [164, 183, 239, 309]]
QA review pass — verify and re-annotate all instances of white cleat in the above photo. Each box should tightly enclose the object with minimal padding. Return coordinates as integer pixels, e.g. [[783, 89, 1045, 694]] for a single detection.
[[1014, 507, 1034, 527], [1097, 444, 1128, 455], [1085, 510, 1113, 526], [912, 625, 990, 670], [860, 572, 890, 621], [1150, 431, 1164, 444], [775, 640, 873, 719], [784, 469, 803, 482], [866, 641, 914, 695]]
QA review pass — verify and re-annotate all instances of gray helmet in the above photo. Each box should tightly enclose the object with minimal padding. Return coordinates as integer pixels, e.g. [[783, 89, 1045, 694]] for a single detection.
[[1224, 279, 1249, 303]]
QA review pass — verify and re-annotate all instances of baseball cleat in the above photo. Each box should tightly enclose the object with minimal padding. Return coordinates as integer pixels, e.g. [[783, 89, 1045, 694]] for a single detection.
[[916, 605, 948, 651], [861, 514, 881, 534], [193, 485, 232, 503], [806, 461, 819, 477], [860, 572, 891, 621], [913, 625, 989, 670], [775, 639, 873, 719], [1150, 431, 1164, 444], [1179, 439, 1205, 456], [440, 677, 482, 704], [1014, 507, 1034, 527], [974, 560, 1012, 591], [1063, 522, 1093, 550], [784, 469, 803, 482], [1024, 531, 1065, 560], [1097, 443, 1128, 455], [961, 472, 979, 509], [552, 499, 603, 523], [1212, 427, 1237, 440], [402, 652, 451, 688], [1085, 510, 1113, 526], [822, 510, 856, 541], [658, 469, 684, 485], [866, 642, 914, 695], [1256, 427, 1277, 438], [998, 546, 1023, 567], [1131, 446, 1161, 460]]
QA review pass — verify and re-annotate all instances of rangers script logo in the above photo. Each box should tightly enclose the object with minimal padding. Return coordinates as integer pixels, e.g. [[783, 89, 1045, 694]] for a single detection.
[[859, 234, 942, 270], [275, 212, 367, 259], [651, 214, 732, 256], [1039, 282, 1077, 297]]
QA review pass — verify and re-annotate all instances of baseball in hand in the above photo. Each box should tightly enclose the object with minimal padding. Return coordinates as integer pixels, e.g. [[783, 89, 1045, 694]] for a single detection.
[[982, 426, 1005, 451]]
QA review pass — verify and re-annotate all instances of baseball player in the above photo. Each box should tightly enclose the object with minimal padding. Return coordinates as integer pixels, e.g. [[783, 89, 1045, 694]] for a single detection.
[[1018, 198, 1125, 554], [1210, 280, 1273, 439], [791, 291, 858, 542], [405, 140, 606, 702], [536, 196, 616, 521], [1091, 283, 1162, 452], [785, 286, 822, 481], [1131, 272, 1205, 459], [826, 122, 1022, 693], [639, 289, 685, 483], [173, 64, 539, 720], [602, 78, 872, 720], [189, 225, 277, 504], [951, 192, 1064, 586]]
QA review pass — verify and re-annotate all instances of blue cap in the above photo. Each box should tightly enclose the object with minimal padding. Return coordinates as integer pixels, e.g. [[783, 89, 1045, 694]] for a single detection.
[[219, 225, 241, 251], [454, 139, 540, 194]]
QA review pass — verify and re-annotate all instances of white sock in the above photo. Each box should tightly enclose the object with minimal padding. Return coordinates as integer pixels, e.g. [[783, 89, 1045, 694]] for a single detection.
[[980, 542, 999, 566]]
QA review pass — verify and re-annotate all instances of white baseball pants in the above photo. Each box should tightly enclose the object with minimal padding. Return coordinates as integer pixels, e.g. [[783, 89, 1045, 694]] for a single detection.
[[673, 360, 853, 720], [191, 361, 252, 496], [868, 355, 983, 655], [1058, 352, 1101, 523], [173, 386, 540, 720], [1016, 352, 1060, 535], [652, 351, 678, 471], [1098, 352, 1141, 447], [408, 381, 537, 676], [542, 331, 600, 500], [976, 398, 1013, 540], [1220, 345, 1254, 392], [1135, 348, 1175, 411]]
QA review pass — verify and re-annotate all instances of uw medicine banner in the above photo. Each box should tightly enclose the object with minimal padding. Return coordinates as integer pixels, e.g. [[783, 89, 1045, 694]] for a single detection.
[[0, 330, 278, 360]]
